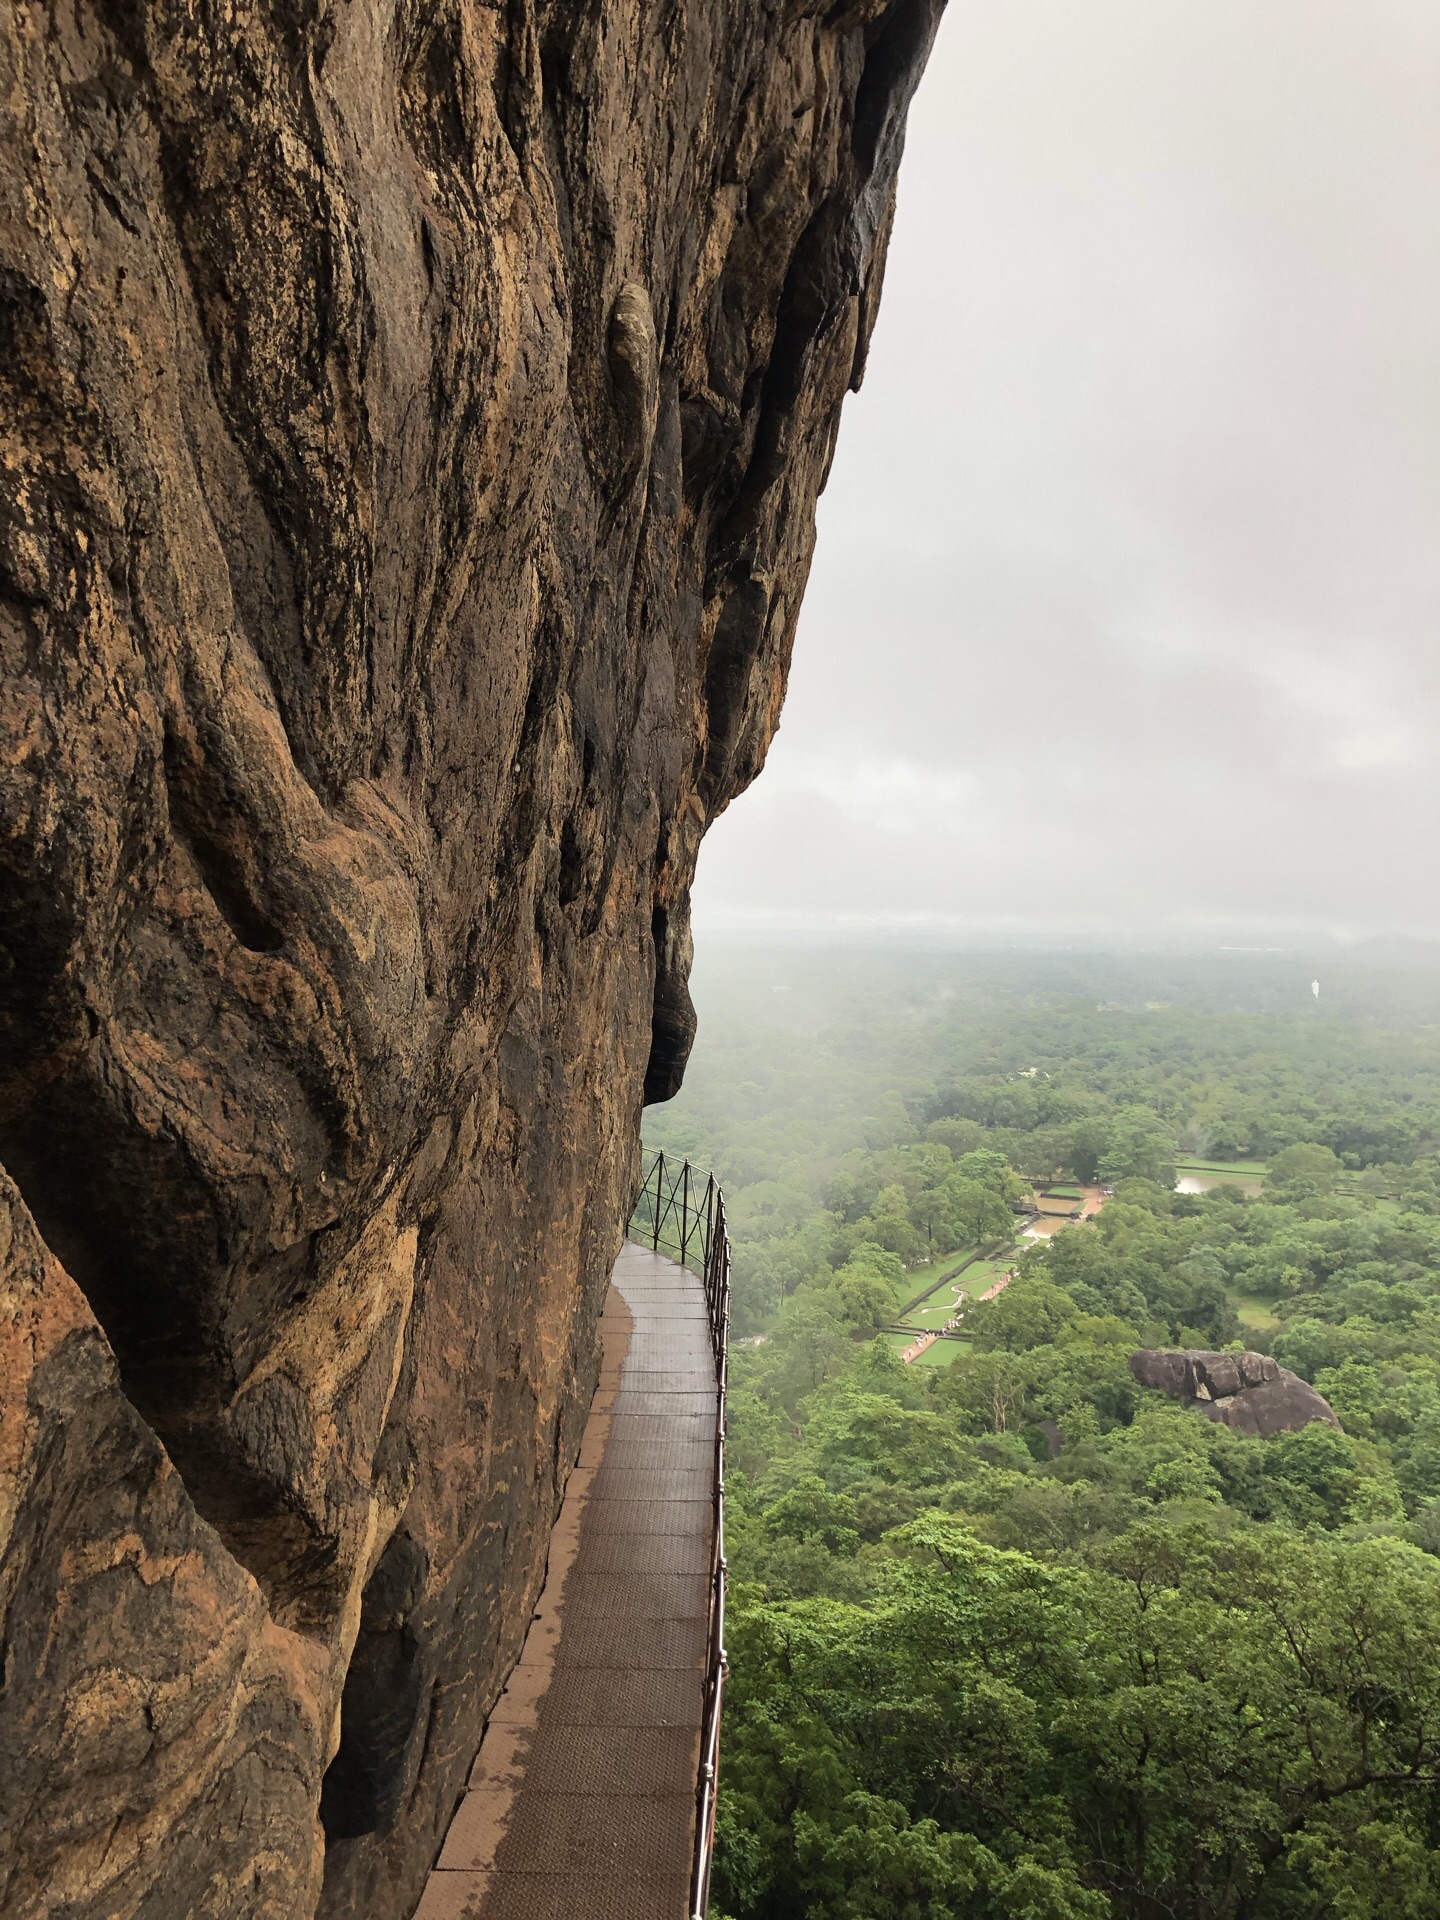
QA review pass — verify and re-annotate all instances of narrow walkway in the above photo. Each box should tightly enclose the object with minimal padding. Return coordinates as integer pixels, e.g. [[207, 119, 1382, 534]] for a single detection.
[[415, 1243, 719, 1920]]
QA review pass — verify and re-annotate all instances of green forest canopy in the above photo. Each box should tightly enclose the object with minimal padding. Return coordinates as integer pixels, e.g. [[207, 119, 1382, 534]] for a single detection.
[[646, 944, 1440, 1920]]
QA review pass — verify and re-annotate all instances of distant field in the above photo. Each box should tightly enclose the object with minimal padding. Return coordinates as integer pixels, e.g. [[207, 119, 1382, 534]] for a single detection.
[[912, 1336, 967, 1368], [884, 1330, 968, 1369], [895, 1249, 976, 1310], [1229, 1290, 1283, 1334], [1175, 1158, 1269, 1176], [960, 1255, 1016, 1284], [1176, 1162, 1265, 1197], [899, 1254, 1014, 1331], [903, 1251, 966, 1279], [909, 1299, 966, 1328]]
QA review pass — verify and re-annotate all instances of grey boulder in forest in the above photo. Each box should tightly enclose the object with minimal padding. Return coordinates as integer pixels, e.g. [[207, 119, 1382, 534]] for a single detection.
[[1130, 1348, 1341, 1438]]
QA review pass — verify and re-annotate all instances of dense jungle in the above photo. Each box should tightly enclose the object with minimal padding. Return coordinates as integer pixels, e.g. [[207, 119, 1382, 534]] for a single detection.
[[647, 941, 1440, 1920]]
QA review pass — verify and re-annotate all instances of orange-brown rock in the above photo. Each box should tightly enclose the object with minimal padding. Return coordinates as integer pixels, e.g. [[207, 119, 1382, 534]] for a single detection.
[[0, 3, 942, 1916]]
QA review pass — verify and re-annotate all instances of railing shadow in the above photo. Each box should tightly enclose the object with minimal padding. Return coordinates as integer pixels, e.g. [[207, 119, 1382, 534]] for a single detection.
[[629, 1149, 729, 1920]]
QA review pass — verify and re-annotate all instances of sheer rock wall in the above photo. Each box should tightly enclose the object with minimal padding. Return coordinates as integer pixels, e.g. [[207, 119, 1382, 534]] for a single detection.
[[0, 3, 942, 1915]]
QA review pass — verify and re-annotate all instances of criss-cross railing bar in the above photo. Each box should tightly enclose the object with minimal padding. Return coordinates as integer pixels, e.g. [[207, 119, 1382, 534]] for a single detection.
[[629, 1149, 730, 1920]]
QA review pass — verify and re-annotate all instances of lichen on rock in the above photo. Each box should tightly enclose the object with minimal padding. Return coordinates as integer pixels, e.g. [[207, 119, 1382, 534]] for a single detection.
[[0, 4, 944, 1916]]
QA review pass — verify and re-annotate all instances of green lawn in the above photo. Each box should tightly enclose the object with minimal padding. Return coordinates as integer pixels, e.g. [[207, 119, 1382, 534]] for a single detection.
[[903, 1249, 974, 1280], [1175, 1157, 1269, 1176], [958, 1252, 1019, 1275], [897, 1253, 1015, 1330], [1228, 1290, 1283, 1334], [913, 1335, 968, 1368], [1175, 1164, 1266, 1197], [889, 1259, 1020, 1354], [884, 1329, 969, 1369], [910, 1298, 969, 1328]]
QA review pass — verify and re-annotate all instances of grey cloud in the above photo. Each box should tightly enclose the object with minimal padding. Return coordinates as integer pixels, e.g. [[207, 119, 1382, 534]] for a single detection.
[[696, 0, 1440, 941]]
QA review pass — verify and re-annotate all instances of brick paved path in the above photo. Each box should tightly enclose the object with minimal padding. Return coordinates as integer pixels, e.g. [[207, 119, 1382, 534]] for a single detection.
[[414, 1243, 717, 1920]]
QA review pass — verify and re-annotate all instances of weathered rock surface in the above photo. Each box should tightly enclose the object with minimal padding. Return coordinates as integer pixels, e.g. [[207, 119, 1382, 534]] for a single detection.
[[1130, 1349, 1342, 1438], [0, 5, 942, 1916]]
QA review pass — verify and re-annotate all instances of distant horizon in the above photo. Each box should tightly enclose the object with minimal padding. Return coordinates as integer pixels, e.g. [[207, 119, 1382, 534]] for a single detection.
[[690, 907, 1440, 958]]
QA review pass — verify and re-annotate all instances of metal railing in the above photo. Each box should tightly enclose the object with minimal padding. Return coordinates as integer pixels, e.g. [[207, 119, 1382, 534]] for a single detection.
[[629, 1149, 729, 1920]]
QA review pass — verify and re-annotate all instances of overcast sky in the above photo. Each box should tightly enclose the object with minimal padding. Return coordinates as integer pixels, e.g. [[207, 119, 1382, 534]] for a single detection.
[[694, 0, 1440, 943]]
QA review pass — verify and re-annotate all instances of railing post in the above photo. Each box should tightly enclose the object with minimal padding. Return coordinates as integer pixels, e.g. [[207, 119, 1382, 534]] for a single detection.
[[651, 1150, 663, 1252], [703, 1176, 715, 1305]]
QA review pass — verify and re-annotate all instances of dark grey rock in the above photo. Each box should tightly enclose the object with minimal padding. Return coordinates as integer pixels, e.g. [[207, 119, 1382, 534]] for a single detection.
[[1129, 1348, 1339, 1437], [1038, 1417, 1065, 1459]]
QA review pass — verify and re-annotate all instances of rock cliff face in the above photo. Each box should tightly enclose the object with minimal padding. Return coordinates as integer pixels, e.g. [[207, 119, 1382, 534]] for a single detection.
[[1130, 1349, 1341, 1438], [0, 5, 942, 1916]]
